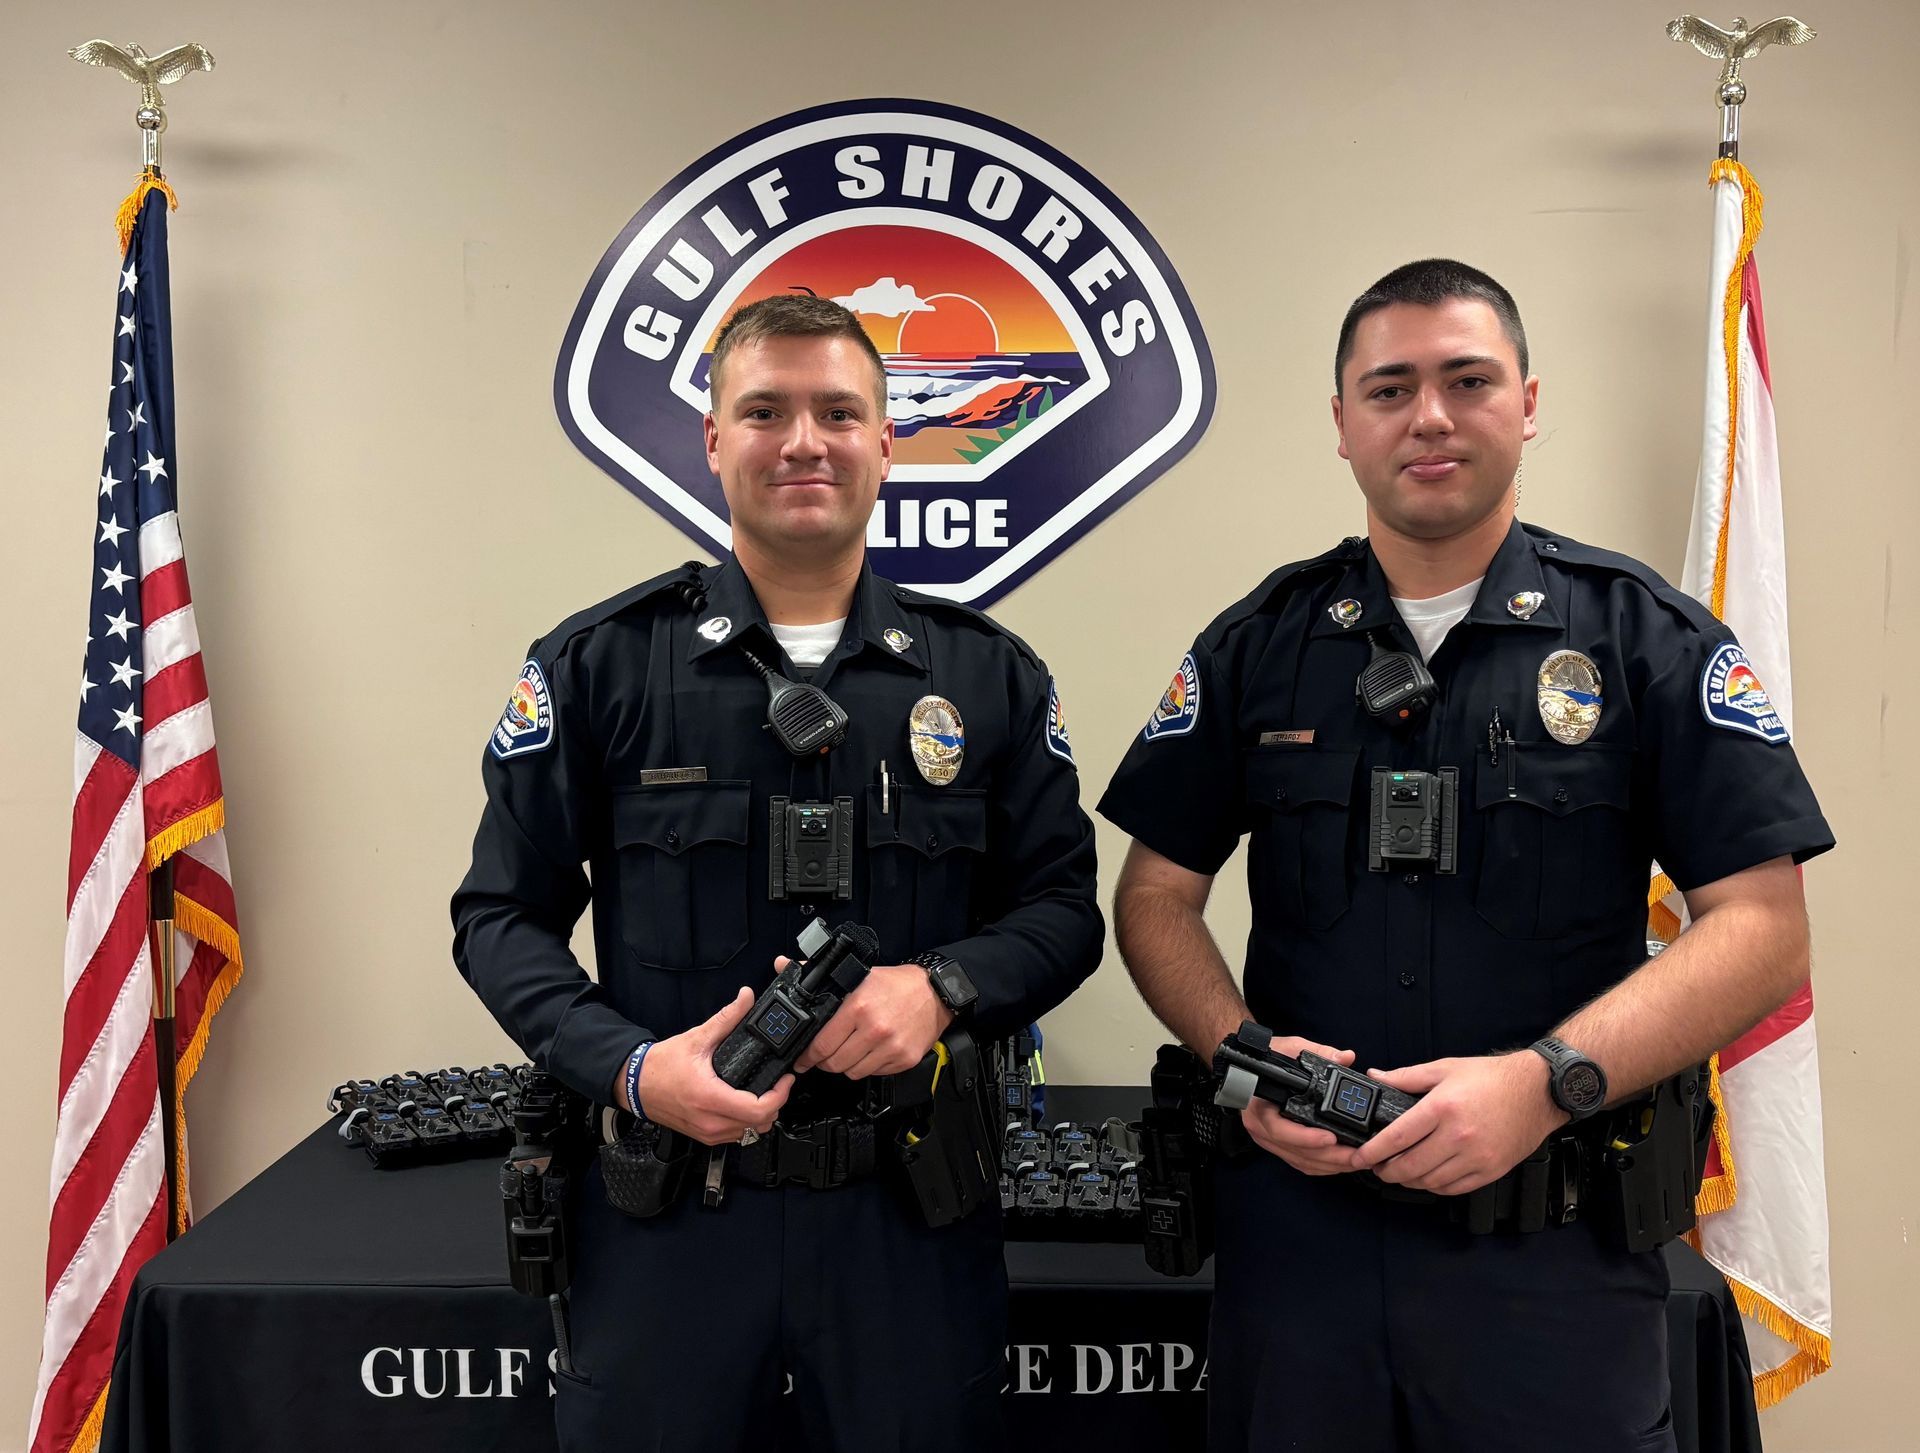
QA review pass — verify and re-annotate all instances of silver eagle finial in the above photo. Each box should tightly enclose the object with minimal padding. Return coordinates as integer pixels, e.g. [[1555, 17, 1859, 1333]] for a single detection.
[[70, 40, 216, 169], [1666, 15, 1816, 105]]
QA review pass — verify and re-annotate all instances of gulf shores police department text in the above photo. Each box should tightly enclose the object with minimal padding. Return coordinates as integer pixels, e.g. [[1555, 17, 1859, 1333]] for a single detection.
[[622, 143, 1165, 554], [358, 1342, 1207, 1398]]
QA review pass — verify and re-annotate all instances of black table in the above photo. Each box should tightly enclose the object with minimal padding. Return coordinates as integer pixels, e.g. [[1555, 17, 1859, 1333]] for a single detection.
[[99, 1087, 1760, 1452]]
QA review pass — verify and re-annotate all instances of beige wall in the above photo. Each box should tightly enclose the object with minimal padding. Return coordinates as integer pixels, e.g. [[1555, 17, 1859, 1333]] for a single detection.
[[5, 0, 1915, 1446]]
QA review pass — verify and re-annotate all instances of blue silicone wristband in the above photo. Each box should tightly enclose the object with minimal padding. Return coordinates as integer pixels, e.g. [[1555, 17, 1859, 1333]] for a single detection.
[[623, 1041, 654, 1122]]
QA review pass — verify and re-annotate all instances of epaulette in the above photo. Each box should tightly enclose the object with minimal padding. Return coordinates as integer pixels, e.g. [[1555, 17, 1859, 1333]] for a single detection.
[[1202, 537, 1363, 647], [890, 582, 1046, 671], [1521, 525, 1722, 635], [536, 560, 711, 657]]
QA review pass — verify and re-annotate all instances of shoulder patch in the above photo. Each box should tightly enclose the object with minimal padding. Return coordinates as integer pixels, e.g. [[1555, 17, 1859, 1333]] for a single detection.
[[491, 660, 555, 759], [1700, 642, 1789, 743], [1044, 677, 1075, 765], [1143, 653, 1201, 741]]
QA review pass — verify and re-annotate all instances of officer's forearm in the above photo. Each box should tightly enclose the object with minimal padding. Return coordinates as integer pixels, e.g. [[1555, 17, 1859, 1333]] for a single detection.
[[452, 902, 653, 1105], [1550, 859, 1809, 1100], [1113, 879, 1248, 1056]]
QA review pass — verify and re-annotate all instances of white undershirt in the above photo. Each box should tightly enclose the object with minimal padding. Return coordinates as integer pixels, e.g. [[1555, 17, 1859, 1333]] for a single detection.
[[1390, 577, 1484, 663], [769, 618, 847, 668]]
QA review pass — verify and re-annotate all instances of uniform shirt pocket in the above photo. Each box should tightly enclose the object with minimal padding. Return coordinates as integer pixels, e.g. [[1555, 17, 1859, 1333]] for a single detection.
[[610, 781, 751, 971], [866, 786, 989, 955], [1241, 746, 1361, 931], [1473, 744, 1638, 941]]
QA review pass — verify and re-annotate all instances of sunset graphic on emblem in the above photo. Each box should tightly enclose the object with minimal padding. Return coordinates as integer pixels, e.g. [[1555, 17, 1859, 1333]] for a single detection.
[[697, 226, 1088, 468]]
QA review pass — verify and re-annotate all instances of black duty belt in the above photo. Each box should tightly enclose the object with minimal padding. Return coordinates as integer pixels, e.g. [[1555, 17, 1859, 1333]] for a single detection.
[[732, 1114, 881, 1191], [1375, 1129, 1588, 1234]]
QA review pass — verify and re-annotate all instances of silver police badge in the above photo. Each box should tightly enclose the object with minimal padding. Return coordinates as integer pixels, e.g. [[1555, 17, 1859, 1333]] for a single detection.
[[883, 627, 912, 654], [1537, 650, 1604, 744], [908, 695, 965, 786], [696, 615, 732, 644], [1329, 598, 1363, 629], [1507, 590, 1545, 620]]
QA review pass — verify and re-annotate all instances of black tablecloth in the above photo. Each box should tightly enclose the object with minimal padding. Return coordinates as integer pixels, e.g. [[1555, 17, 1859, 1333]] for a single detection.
[[99, 1087, 1760, 1452]]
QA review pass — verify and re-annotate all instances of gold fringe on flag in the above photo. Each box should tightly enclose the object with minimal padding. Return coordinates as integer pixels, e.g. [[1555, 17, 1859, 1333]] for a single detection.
[[71, 1378, 109, 1453], [115, 167, 178, 256], [1695, 1052, 1738, 1214], [1728, 1277, 1834, 1408], [145, 799, 224, 871], [1706, 157, 1764, 621]]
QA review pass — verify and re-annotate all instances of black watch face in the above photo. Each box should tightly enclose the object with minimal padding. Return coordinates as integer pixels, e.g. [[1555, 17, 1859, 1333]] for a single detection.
[[1561, 1061, 1605, 1114]]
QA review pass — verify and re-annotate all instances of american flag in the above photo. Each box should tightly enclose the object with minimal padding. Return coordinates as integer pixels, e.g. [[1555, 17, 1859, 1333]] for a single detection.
[[32, 180, 245, 1453]]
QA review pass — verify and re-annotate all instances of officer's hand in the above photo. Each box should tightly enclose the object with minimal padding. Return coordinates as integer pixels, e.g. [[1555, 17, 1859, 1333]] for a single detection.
[[1351, 1052, 1569, 1196], [1239, 1034, 1362, 1177], [795, 963, 954, 1079], [636, 988, 795, 1146]]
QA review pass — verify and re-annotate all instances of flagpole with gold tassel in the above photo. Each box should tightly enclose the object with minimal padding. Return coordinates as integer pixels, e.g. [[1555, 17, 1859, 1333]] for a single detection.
[[1661, 12, 1833, 1410], [69, 35, 215, 1244]]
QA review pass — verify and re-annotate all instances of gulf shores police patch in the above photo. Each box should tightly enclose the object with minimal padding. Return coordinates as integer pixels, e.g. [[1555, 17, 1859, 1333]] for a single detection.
[[1045, 677, 1074, 765], [491, 660, 554, 760], [1144, 653, 1200, 741], [1700, 642, 1790, 743], [555, 99, 1215, 608]]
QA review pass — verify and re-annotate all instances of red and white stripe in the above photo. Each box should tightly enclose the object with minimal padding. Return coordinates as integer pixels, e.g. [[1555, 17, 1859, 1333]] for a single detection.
[[1658, 157, 1832, 1407], [34, 506, 241, 1453]]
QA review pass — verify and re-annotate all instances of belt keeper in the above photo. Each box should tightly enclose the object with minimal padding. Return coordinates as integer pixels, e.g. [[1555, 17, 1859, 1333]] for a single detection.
[[1515, 1145, 1551, 1234]]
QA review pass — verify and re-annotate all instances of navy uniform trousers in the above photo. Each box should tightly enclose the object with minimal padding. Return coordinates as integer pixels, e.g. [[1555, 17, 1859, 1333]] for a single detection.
[[556, 1159, 1009, 1452], [1208, 1155, 1676, 1453]]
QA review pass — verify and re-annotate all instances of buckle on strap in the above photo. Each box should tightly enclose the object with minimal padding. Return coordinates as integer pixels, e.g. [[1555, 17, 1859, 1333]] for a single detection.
[[739, 1117, 877, 1189]]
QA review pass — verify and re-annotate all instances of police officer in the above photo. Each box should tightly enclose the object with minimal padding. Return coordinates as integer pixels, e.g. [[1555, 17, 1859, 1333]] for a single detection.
[[1099, 259, 1832, 1452], [452, 295, 1101, 1451]]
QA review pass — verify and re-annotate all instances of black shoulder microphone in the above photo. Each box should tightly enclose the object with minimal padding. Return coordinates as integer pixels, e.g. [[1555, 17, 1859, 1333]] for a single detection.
[[1355, 631, 1437, 727]]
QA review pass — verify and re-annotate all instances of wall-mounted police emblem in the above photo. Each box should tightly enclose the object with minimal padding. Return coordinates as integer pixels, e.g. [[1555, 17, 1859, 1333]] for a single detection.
[[1507, 590, 1545, 620], [490, 660, 554, 760], [1700, 641, 1789, 742], [696, 615, 733, 643], [1143, 653, 1200, 741], [1329, 599, 1363, 629], [909, 695, 966, 785], [554, 99, 1215, 607], [1044, 677, 1074, 765], [1537, 650, 1604, 745], [883, 626, 912, 654]]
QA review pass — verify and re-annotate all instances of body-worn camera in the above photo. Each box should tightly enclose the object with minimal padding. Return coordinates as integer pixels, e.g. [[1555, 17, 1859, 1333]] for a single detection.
[[1213, 1022, 1420, 1147], [1367, 767, 1458, 873], [769, 796, 853, 900], [710, 918, 879, 1095]]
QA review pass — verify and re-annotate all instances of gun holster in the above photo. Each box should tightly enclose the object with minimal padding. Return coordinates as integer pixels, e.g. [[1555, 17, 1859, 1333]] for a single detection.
[[894, 1030, 999, 1227], [1589, 1062, 1715, 1252]]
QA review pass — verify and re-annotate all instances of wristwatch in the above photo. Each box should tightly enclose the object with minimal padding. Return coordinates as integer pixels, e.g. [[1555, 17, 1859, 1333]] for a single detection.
[[1529, 1037, 1608, 1121], [910, 951, 978, 1016]]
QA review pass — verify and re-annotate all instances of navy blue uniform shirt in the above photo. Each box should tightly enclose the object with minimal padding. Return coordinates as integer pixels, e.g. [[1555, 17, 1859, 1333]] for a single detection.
[[453, 556, 1102, 1104], [1097, 520, 1833, 1072]]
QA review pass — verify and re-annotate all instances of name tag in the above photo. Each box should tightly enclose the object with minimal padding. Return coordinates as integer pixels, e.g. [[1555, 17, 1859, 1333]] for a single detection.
[[1258, 730, 1315, 746], [639, 767, 709, 785]]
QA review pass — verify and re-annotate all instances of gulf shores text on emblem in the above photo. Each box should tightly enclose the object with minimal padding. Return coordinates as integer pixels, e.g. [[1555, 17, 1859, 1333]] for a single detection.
[[491, 660, 554, 760], [1700, 641, 1789, 743], [555, 99, 1215, 606], [1143, 653, 1200, 741]]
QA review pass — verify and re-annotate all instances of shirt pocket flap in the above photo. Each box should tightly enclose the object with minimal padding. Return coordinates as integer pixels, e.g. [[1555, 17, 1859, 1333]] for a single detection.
[[867, 787, 989, 858], [1243, 747, 1361, 812], [1474, 745, 1632, 817], [612, 781, 751, 854]]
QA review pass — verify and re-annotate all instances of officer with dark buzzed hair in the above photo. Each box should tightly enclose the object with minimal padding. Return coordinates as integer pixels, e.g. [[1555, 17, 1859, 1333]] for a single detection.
[[1100, 259, 1831, 1452], [454, 294, 1101, 1451]]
